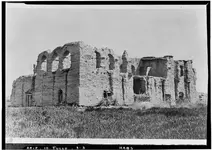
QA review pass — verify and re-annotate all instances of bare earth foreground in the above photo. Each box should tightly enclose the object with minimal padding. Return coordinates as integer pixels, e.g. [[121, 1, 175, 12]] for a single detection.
[[6, 105, 207, 139]]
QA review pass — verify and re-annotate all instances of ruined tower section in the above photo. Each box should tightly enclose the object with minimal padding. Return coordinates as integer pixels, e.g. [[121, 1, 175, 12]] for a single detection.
[[33, 42, 80, 106], [174, 60, 197, 103], [10, 75, 33, 107]]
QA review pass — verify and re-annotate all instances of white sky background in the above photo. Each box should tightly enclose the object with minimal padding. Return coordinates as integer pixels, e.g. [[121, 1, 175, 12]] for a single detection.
[[6, 4, 208, 97]]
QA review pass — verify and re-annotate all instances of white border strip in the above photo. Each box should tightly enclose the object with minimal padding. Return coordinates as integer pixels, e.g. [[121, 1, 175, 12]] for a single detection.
[[6, 138, 207, 145], [6, 4, 205, 10]]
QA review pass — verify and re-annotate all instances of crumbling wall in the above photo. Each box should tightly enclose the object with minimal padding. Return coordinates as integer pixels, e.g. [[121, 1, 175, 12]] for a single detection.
[[134, 56, 174, 105], [34, 73, 53, 106], [133, 76, 164, 105], [65, 43, 80, 104], [163, 56, 176, 105], [146, 76, 165, 105], [33, 42, 80, 106], [120, 50, 128, 73], [79, 44, 114, 106], [185, 60, 197, 103], [124, 74, 134, 105], [10, 75, 33, 106], [174, 60, 197, 103], [174, 60, 186, 102], [118, 52, 139, 105]]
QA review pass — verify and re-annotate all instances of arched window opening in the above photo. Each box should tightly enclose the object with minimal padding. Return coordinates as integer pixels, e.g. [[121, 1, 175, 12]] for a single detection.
[[131, 65, 135, 75], [41, 55, 47, 72], [108, 54, 115, 70], [95, 51, 101, 68], [52, 53, 59, 72], [63, 51, 71, 69], [180, 66, 184, 76]]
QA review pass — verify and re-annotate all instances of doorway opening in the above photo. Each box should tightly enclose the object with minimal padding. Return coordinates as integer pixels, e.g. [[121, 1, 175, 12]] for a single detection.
[[25, 89, 33, 107], [58, 89, 63, 104], [25, 94, 32, 107], [133, 78, 146, 94]]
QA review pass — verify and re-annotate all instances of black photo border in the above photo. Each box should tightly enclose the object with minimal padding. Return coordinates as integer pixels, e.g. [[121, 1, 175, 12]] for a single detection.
[[2, 1, 211, 149]]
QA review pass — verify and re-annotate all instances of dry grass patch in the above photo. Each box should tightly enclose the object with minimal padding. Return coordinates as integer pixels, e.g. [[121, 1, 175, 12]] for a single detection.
[[6, 105, 207, 139]]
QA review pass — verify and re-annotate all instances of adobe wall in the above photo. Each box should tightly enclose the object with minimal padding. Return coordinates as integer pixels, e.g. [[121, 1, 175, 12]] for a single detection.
[[10, 75, 33, 106], [33, 42, 81, 106]]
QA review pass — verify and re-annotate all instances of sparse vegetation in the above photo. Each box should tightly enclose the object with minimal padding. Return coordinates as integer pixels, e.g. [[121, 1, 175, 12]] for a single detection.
[[6, 105, 207, 139]]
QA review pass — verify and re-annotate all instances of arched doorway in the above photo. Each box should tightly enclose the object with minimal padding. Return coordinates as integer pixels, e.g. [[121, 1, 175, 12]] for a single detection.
[[58, 89, 63, 104]]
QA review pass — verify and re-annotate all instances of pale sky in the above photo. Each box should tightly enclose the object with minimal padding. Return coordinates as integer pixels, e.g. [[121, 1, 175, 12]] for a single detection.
[[6, 4, 208, 97]]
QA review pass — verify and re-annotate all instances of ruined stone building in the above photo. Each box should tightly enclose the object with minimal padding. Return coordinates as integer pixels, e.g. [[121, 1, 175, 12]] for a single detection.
[[10, 41, 198, 107]]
